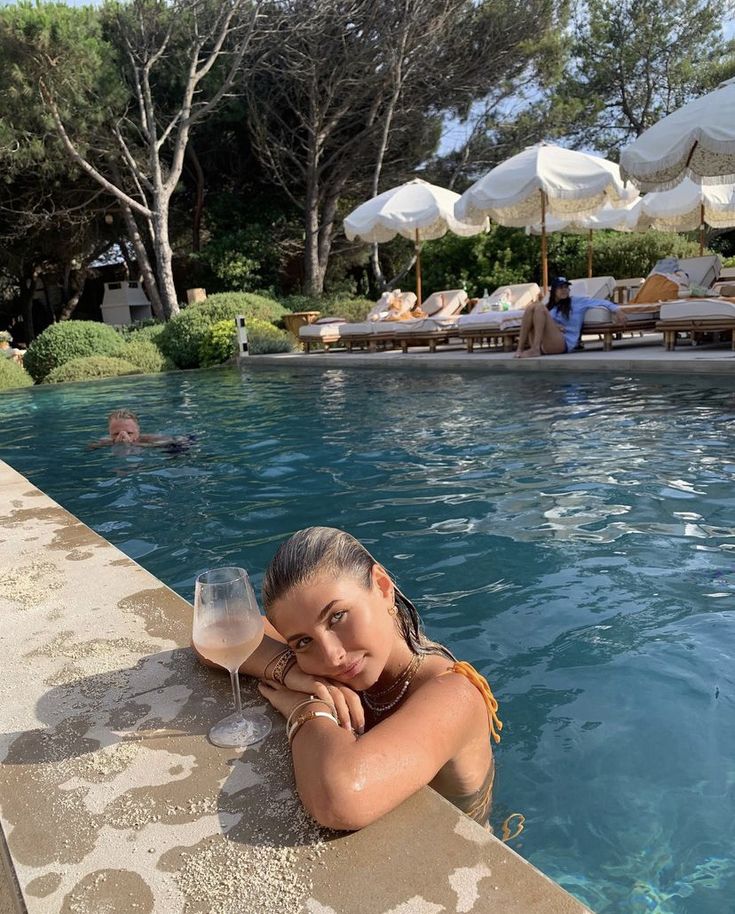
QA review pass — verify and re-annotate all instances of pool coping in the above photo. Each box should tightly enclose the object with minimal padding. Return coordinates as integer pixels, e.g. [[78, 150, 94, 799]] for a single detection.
[[246, 335, 735, 376], [0, 459, 593, 914]]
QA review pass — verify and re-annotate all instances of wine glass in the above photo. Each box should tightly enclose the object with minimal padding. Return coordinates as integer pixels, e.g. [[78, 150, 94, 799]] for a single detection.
[[193, 566, 272, 748]]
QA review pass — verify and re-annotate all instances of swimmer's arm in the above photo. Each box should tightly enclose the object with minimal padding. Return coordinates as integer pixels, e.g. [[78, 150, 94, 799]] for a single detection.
[[283, 673, 486, 830], [87, 437, 113, 449]]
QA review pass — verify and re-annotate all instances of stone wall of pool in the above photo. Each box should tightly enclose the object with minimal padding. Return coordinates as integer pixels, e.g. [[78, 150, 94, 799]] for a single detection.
[[0, 459, 591, 914]]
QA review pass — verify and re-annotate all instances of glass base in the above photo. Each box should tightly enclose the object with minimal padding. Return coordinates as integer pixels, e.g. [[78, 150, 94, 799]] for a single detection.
[[208, 710, 272, 749]]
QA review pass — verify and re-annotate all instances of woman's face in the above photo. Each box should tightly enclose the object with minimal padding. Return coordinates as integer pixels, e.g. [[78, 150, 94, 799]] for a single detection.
[[269, 565, 398, 690]]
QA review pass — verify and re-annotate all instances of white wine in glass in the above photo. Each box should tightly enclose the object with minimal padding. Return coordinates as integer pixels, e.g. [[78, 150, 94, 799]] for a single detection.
[[193, 567, 272, 748]]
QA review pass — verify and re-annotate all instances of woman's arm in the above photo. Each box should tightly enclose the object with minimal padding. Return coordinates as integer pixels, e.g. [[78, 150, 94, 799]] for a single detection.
[[261, 672, 488, 830], [193, 617, 287, 678]]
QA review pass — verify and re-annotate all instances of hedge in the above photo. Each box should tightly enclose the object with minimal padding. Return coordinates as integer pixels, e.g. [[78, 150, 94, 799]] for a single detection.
[[0, 358, 33, 391], [158, 292, 287, 368], [280, 294, 375, 322], [45, 356, 142, 384], [199, 319, 237, 367], [24, 321, 126, 382], [246, 318, 296, 355], [121, 339, 168, 373]]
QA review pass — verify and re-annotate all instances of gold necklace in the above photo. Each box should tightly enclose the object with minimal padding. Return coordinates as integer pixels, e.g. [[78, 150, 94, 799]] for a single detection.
[[363, 653, 424, 714]]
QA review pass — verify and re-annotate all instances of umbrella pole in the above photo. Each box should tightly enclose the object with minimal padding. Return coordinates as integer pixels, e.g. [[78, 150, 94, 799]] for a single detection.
[[541, 191, 548, 294], [699, 202, 705, 256], [587, 229, 593, 278], [415, 228, 422, 305]]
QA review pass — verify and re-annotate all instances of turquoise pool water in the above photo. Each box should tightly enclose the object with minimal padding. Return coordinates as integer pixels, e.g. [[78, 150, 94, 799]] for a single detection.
[[2, 366, 734, 913]]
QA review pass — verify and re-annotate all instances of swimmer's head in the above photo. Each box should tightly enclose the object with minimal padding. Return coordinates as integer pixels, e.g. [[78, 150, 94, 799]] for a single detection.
[[108, 409, 140, 444]]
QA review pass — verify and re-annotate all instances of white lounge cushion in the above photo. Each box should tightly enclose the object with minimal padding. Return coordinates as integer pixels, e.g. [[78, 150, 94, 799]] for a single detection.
[[457, 309, 525, 331], [394, 316, 461, 336], [668, 255, 721, 290], [583, 306, 658, 325], [659, 298, 735, 321], [299, 318, 346, 339]]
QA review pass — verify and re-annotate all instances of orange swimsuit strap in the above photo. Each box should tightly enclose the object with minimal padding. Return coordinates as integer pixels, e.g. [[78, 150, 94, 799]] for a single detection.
[[440, 661, 503, 744]]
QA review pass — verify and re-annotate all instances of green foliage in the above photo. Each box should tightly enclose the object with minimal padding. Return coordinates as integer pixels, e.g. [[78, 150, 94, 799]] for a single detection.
[[0, 357, 33, 391], [44, 356, 142, 384], [121, 339, 168, 373], [158, 293, 287, 369], [558, 0, 728, 155], [118, 321, 166, 344], [326, 298, 375, 322], [199, 319, 237, 367], [245, 318, 295, 355], [23, 320, 126, 382], [418, 226, 705, 296], [193, 292, 287, 324]]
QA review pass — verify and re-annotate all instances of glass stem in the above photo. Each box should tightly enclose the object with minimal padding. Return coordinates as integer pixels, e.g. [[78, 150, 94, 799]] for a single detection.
[[229, 668, 243, 716]]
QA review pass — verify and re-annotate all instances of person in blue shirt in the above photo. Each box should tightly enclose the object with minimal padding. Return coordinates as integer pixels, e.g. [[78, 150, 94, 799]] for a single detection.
[[514, 276, 626, 358]]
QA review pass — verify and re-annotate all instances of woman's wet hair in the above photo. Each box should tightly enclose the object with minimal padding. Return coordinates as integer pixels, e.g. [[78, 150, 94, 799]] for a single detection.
[[262, 526, 454, 660]]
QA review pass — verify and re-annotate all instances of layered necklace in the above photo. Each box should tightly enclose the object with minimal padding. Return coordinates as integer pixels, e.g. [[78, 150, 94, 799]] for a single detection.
[[362, 652, 425, 715]]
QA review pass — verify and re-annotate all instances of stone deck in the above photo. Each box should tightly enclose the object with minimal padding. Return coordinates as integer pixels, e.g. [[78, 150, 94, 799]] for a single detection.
[[0, 459, 591, 914]]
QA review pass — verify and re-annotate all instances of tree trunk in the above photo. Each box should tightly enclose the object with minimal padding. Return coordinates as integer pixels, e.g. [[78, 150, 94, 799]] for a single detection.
[[19, 268, 37, 342], [58, 268, 88, 322], [303, 183, 324, 296], [187, 144, 205, 253], [120, 204, 165, 321], [152, 206, 180, 319]]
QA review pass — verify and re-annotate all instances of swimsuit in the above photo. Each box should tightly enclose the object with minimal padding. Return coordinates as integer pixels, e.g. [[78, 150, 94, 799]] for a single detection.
[[438, 661, 502, 824]]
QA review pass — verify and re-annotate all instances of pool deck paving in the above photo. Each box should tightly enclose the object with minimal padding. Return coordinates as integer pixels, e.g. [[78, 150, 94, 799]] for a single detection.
[[251, 334, 735, 376], [0, 459, 592, 914]]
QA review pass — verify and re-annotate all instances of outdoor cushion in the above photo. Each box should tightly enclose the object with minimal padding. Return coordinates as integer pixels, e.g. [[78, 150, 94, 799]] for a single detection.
[[457, 309, 525, 331], [458, 283, 540, 327], [299, 319, 346, 340], [659, 298, 735, 321]]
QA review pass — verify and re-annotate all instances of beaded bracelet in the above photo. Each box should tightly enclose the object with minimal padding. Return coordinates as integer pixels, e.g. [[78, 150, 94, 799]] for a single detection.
[[288, 709, 339, 746]]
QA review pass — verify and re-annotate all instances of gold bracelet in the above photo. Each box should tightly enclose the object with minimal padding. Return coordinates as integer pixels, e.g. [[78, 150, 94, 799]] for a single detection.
[[285, 697, 323, 732], [263, 647, 290, 681], [288, 709, 339, 745], [271, 648, 296, 684]]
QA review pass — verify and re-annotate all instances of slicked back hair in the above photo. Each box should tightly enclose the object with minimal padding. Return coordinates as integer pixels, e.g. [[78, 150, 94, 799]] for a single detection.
[[262, 526, 454, 660]]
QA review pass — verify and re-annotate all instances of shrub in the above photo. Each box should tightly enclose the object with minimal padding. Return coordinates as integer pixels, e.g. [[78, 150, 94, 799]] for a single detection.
[[327, 297, 375, 322], [24, 320, 126, 382], [191, 292, 287, 325], [45, 356, 142, 384], [0, 358, 33, 391], [121, 322, 166, 346], [246, 318, 295, 355], [199, 319, 238, 367], [121, 339, 168, 373], [159, 293, 288, 369]]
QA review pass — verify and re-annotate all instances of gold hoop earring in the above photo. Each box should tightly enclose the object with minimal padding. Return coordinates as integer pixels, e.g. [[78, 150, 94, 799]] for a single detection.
[[388, 604, 398, 616]]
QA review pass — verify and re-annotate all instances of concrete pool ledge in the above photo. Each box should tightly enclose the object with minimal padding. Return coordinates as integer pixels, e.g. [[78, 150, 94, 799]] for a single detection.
[[247, 335, 735, 376], [0, 459, 591, 914]]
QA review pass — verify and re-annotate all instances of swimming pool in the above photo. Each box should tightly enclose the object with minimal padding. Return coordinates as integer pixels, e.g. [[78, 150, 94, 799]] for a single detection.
[[2, 365, 734, 913]]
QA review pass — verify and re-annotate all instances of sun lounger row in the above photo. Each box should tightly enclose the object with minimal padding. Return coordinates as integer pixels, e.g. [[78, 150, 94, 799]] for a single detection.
[[299, 254, 726, 354]]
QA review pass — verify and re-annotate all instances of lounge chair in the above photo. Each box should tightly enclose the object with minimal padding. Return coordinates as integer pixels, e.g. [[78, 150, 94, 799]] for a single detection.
[[582, 256, 722, 350], [657, 296, 735, 350], [378, 289, 469, 353], [340, 290, 416, 352], [341, 290, 458, 352], [455, 283, 541, 352], [299, 291, 415, 353]]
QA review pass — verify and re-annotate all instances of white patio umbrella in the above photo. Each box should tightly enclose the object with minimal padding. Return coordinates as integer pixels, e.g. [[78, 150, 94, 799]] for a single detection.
[[343, 178, 486, 305], [455, 143, 637, 291], [632, 178, 735, 253], [619, 78, 735, 192], [527, 201, 639, 277]]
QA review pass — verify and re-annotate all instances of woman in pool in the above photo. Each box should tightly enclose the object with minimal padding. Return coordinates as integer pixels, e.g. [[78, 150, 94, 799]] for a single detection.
[[514, 276, 627, 358], [233, 526, 502, 831]]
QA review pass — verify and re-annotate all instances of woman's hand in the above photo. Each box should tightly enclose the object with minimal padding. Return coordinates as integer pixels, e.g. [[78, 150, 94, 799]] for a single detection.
[[259, 669, 365, 734]]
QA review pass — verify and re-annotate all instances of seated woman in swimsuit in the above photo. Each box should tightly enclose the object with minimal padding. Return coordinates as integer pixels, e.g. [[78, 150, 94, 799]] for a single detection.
[[233, 526, 502, 830], [514, 276, 627, 358]]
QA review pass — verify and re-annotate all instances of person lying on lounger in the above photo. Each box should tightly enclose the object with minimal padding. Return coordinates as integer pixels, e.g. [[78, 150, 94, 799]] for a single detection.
[[514, 276, 627, 358], [90, 409, 193, 450], [195, 526, 503, 830]]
